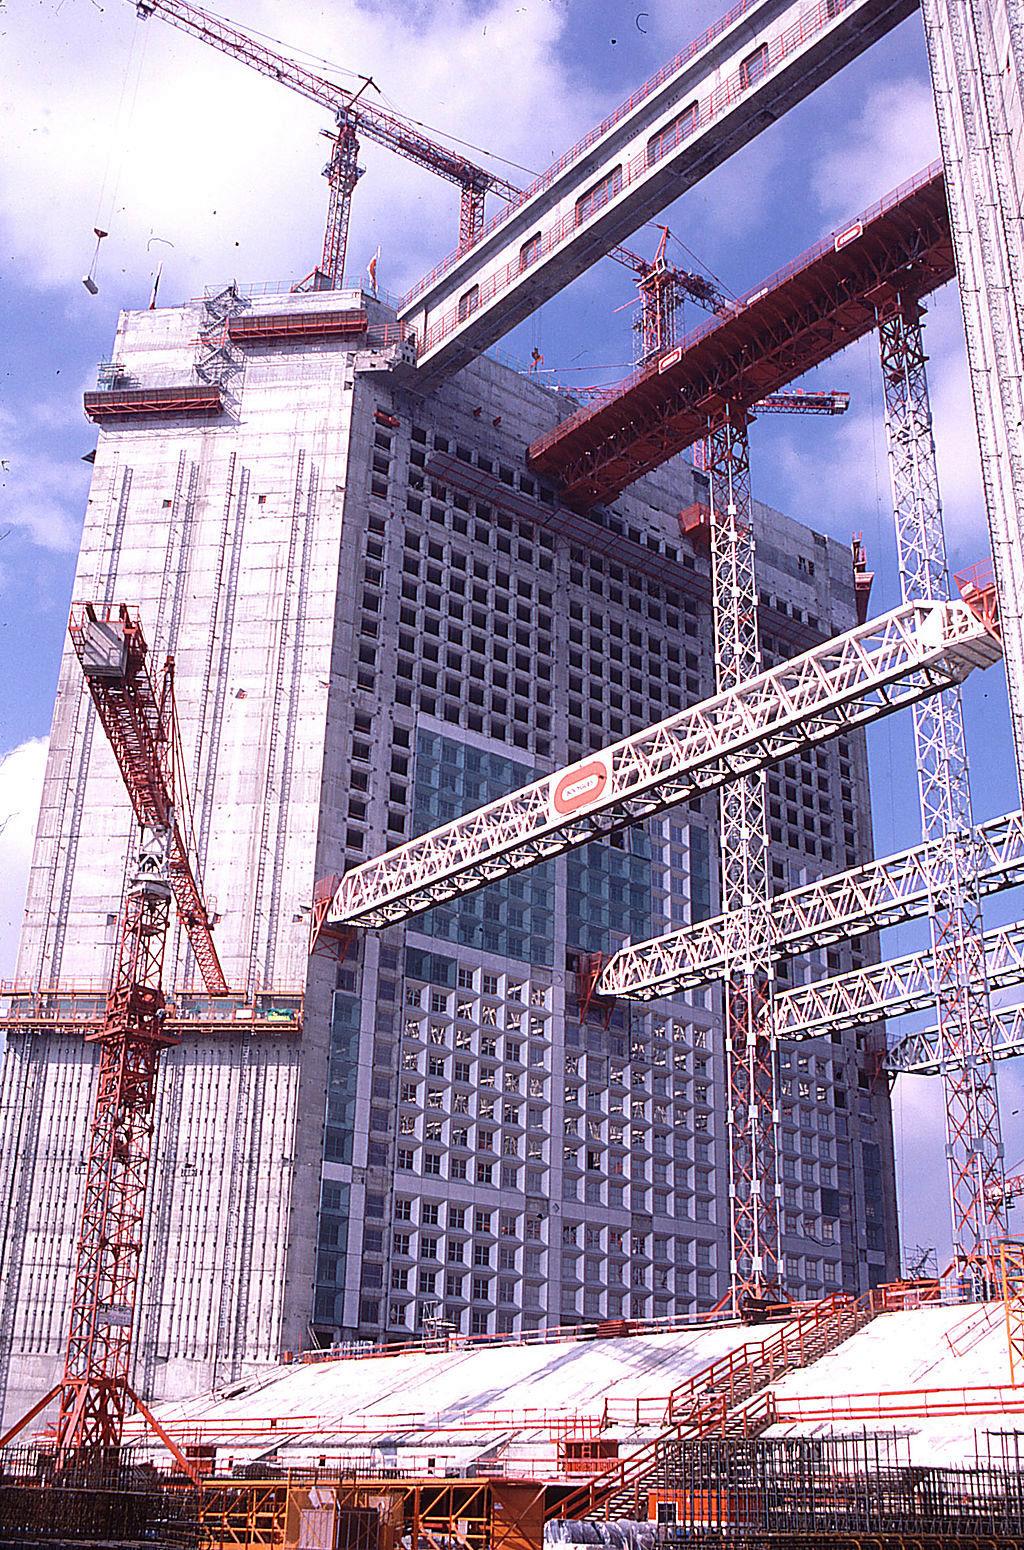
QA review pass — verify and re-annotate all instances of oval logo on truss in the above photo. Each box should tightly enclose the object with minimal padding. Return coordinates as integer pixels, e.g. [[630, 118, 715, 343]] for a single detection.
[[551, 756, 610, 818], [658, 347, 683, 374], [834, 221, 863, 253]]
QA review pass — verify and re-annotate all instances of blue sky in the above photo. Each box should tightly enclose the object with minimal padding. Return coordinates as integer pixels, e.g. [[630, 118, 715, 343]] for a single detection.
[[3, 0, 1022, 1262]]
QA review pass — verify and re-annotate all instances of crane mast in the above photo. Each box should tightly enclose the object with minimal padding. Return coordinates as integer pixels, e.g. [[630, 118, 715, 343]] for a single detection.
[[706, 406, 782, 1308], [50, 604, 224, 1464], [131, 0, 520, 284]]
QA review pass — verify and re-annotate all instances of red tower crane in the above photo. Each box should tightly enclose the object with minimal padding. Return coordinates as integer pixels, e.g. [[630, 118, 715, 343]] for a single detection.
[[130, 0, 522, 287], [612, 226, 732, 364], [1, 604, 225, 1472]]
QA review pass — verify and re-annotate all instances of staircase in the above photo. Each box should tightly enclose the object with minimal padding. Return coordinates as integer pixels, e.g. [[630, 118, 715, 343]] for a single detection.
[[551, 1292, 878, 1523]]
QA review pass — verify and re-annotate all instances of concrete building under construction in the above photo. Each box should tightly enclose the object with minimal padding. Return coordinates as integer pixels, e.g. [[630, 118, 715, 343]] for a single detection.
[[0, 276, 897, 1424], [3, 0, 1024, 1535]]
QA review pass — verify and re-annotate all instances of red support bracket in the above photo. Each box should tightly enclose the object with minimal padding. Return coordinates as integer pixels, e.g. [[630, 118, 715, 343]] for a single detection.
[[309, 875, 357, 963]]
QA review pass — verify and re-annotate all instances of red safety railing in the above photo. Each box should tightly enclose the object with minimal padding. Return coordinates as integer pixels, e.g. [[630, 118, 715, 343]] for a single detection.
[[774, 1382, 1024, 1423], [956, 559, 1001, 639], [664, 1291, 867, 1423], [555, 1293, 874, 1520], [0, 984, 302, 1035]]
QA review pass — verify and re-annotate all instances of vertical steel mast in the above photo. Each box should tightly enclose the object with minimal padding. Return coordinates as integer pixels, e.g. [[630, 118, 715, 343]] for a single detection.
[[877, 301, 1007, 1276], [40, 605, 225, 1467], [706, 410, 781, 1308]]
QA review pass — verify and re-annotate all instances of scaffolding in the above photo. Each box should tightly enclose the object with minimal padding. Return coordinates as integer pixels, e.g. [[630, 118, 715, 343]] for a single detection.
[[706, 410, 780, 1306], [0, 1444, 200, 1547], [651, 1432, 1024, 1541], [876, 299, 1006, 1272]]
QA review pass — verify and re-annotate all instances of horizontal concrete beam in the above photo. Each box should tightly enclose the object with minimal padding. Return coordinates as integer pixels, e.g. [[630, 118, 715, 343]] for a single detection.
[[400, 0, 918, 381]]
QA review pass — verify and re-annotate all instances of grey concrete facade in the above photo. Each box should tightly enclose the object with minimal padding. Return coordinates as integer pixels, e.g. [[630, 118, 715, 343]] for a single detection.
[[0, 285, 897, 1427]]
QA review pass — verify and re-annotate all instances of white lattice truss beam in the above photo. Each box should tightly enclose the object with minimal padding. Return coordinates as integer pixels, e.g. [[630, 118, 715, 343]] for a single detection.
[[332, 599, 1002, 929], [773, 918, 1024, 1041], [598, 807, 1024, 999], [885, 1002, 1024, 1075]]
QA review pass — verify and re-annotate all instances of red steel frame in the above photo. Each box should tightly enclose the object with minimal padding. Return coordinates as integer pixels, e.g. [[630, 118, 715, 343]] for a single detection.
[[54, 876, 179, 1461], [83, 385, 223, 421], [68, 605, 228, 998], [3, 605, 229, 1467], [528, 163, 953, 508]]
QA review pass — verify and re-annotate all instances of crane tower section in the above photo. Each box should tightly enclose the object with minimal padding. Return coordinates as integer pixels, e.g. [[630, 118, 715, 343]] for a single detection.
[[56, 607, 210, 1461], [706, 410, 781, 1304], [876, 301, 1006, 1270]]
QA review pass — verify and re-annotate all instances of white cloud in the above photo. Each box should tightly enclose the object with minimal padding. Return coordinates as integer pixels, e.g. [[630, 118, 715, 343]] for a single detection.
[[1, 0, 597, 300], [0, 407, 88, 557], [812, 77, 940, 222], [0, 739, 48, 982], [763, 282, 986, 553]]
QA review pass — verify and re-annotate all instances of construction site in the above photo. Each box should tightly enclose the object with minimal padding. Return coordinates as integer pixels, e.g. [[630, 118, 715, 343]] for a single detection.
[[2, 0, 1024, 1543]]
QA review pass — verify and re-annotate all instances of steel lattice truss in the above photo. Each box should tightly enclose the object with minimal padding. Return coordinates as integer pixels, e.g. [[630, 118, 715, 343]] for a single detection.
[[52, 604, 225, 1463], [707, 413, 781, 1300], [773, 918, 1024, 1040], [878, 302, 1006, 1261], [598, 808, 1024, 999], [68, 606, 227, 995], [528, 165, 953, 510], [332, 598, 1002, 928], [885, 1002, 1024, 1074], [55, 884, 175, 1462]]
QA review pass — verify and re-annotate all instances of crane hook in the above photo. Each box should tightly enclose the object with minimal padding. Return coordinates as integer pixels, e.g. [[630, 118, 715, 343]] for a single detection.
[[82, 228, 108, 296]]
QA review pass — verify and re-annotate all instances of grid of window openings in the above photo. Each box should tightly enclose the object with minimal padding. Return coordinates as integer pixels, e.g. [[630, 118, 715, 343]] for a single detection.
[[349, 950, 721, 1336], [563, 564, 702, 752], [403, 426, 558, 757], [315, 383, 893, 1342]]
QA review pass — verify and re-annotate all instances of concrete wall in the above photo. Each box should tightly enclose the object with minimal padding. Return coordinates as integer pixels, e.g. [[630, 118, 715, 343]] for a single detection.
[[0, 287, 896, 1428], [0, 286, 366, 1423]]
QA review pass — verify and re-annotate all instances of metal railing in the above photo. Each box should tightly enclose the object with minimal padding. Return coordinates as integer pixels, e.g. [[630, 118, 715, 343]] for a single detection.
[[404, 0, 835, 307], [553, 1292, 874, 1519], [0, 983, 303, 1035], [529, 159, 944, 459]]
